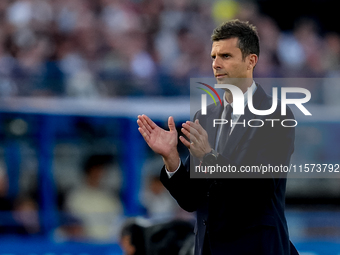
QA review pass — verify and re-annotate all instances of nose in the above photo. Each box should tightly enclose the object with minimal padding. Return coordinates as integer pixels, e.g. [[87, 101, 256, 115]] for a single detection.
[[212, 56, 221, 70]]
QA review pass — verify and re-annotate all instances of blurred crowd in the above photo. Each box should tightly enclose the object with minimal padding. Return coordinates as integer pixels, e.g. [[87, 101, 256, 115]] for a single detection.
[[0, 0, 339, 248], [0, 150, 190, 243], [0, 0, 339, 98], [0, 166, 42, 236]]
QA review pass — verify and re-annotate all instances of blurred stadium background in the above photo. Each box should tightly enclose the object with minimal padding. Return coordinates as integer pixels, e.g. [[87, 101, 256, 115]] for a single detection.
[[0, 0, 340, 254]]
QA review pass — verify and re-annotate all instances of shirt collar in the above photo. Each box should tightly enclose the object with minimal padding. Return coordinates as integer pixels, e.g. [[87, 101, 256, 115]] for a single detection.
[[223, 81, 257, 111]]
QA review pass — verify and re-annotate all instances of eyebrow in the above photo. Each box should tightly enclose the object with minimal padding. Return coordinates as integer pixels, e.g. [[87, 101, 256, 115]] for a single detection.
[[211, 52, 233, 57]]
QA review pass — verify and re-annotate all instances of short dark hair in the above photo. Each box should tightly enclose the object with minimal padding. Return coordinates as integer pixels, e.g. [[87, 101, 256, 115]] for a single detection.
[[120, 218, 146, 255], [83, 154, 113, 175], [211, 19, 260, 59]]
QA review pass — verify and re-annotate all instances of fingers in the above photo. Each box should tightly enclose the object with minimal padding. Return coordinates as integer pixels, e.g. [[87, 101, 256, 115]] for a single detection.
[[190, 120, 204, 135], [181, 123, 191, 141], [137, 115, 156, 133], [181, 121, 203, 142], [138, 126, 148, 137], [137, 118, 151, 135], [142, 114, 157, 129], [168, 116, 176, 131], [137, 115, 154, 142], [138, 127, 150, 142], [180, 135, 191, 149]]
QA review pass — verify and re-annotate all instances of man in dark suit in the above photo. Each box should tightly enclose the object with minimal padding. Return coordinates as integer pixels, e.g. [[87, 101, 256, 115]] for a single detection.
[[137, 20, 298, 255]]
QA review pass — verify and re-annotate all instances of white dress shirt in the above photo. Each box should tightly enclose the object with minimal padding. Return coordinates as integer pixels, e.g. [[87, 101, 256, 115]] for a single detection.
[[214, 81, 257, 148]]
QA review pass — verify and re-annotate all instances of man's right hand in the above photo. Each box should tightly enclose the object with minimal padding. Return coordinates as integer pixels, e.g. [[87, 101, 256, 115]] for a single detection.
[[137, 115, 180, 172]]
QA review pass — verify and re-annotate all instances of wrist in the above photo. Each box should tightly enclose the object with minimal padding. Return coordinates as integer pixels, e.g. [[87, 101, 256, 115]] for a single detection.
[[199, 147, 213, 161], [202, 149, 219, 165], [163, 151, 180, 172]]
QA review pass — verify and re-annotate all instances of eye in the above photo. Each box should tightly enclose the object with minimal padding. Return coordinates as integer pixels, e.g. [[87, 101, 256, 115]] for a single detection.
[[223, 54, 230, 58], [211, 55, 216, 60]]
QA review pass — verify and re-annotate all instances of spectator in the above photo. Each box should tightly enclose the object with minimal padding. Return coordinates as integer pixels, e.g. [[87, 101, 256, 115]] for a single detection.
[[141, 174, 178, 221], [12, 196, 41, 235], [64, 154, 123, 241], [119, 217, 194, 255], [0, 0, 336, 97], [119, 218, 147, 255]]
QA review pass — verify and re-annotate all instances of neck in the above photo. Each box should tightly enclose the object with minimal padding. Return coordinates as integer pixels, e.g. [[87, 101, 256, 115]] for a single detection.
[[224, 79, 253, 103]]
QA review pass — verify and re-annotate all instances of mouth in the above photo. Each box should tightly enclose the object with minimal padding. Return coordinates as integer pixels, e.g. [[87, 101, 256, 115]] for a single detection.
[[215, 74, 227, 78]]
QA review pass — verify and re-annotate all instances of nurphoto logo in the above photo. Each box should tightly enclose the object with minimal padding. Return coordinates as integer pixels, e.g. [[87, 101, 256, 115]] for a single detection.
[[197, 83, 312, 128]]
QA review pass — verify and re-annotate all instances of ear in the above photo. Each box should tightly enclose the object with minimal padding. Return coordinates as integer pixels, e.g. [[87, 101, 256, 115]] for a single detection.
[[247, 54, 258, 70]]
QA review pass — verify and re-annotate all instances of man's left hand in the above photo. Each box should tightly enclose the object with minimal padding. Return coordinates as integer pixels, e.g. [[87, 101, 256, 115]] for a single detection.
[[180, 119, 212, 160]]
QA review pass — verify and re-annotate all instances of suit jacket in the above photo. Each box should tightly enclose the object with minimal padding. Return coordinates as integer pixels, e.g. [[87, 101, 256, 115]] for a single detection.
[[160, 84, 299, 255]]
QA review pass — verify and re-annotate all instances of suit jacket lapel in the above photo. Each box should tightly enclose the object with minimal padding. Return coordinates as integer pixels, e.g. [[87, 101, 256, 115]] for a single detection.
[[221, 84, 267, 157]]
